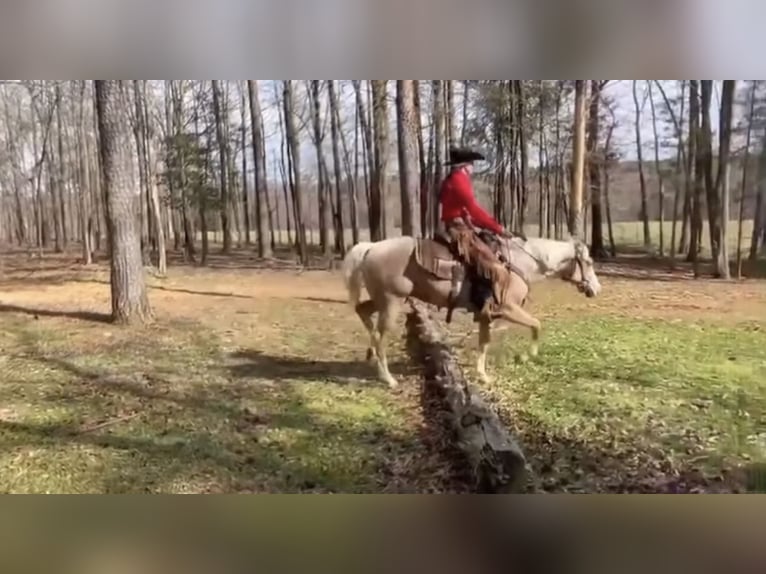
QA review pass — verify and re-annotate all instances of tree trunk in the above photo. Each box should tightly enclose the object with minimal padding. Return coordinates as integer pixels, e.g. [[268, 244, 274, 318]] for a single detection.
[[460, 81, 470, 147], [76, 81, 94, 264], [140, 82, 167, 276], [714, 80, 736, 279], [283, 81, 308, 264], [396, 80, 419, 237], [553, 82, 564, 240], [750, 134, 766, 261], [632, 80, 651, 249], [276, 91, 293, 246], [648, 81, 666, 257], [370, 80, 389, 241], [163, 81, 181, 252], [431, 81, 446, 234], [604, 120, 617, 257], [445, 80, 456, 150], [237, 84, 252, 246], [669, 81, 686, 261], [689, 81, 705, 275], [328, 80, 352, 249], [700, 80, 719, 266], [170, 82, 195, 261], [569, 81, 587, 239], [413, 81, 429, 237], [94, 80, 152, 324], [515, 81, 529, 233], [246, 80, 272, 258], [309, 81, 332, 257], [538, 81, 546, 238], [736, 83, 757, 276], [211, 81, 232, 253], [55, 83, 69, 250], [588, 80, 607, 257], [353, 81, 374, 235]]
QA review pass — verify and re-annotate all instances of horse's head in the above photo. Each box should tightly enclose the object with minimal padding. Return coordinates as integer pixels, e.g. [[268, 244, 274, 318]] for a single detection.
[[564, 240, 602, 298]]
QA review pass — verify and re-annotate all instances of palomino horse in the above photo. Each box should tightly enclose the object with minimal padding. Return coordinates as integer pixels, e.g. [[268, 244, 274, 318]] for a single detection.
[[342, 233, 602, 388]]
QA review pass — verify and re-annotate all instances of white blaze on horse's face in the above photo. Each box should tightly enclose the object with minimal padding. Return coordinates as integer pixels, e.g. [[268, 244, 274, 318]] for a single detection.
[[573, 243, 601, 298]]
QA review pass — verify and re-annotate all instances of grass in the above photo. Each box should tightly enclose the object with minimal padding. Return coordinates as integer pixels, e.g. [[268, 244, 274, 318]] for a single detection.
[[450, 280, 766, 493], [1, 243, 765, 493], [0, 251, 453, 493]]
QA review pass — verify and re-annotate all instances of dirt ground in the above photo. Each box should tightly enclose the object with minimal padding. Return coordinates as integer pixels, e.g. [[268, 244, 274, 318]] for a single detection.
[[0, 246, 765, 493]]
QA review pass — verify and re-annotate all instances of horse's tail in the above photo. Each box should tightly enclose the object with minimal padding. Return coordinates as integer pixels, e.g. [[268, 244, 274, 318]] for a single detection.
[[342, 241, 374, 307]]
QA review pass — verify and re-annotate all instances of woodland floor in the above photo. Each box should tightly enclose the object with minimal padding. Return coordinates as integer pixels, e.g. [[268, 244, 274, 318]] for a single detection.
[[0, 245, 765, 493]]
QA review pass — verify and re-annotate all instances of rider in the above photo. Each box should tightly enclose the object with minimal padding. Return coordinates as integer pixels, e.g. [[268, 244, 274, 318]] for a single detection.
[[439, 147, 518, 322]]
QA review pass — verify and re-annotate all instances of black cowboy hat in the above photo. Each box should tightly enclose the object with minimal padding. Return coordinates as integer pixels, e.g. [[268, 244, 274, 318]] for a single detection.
[[445, 147, 486, 166]]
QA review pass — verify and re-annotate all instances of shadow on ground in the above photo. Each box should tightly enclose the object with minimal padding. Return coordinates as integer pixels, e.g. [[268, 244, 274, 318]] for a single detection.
[[227, 349, 413, 386], [0, 303, 112, 324], [0, 319, 432, 493]]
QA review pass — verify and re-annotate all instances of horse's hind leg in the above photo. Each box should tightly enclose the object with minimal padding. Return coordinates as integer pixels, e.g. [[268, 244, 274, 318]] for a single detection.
[[374, 298, 400, 389], [355, 300, 378, 362], [497, 303, 541, 363]]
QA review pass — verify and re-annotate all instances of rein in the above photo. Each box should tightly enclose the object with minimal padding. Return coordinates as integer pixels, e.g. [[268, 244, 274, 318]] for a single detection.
[[503, 237, 588, 290]]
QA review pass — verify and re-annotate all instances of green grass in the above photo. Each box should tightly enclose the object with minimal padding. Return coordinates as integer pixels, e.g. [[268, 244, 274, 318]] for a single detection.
[[478, 315, 766, 492], [0, 310, 428, 494]]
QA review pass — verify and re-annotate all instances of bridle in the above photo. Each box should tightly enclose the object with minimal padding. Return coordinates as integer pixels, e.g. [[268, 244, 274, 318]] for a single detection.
[[497, 235, 593, 293], [569, 242, 593, 293]]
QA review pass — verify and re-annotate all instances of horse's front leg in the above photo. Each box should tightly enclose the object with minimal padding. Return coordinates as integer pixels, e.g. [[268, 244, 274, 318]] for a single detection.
[[497, 303, 541, 363], [476, 317, 493, 384]]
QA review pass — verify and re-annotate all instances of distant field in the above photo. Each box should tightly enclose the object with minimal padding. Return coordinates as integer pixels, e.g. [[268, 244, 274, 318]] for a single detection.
[[197, 219, 758, 258]]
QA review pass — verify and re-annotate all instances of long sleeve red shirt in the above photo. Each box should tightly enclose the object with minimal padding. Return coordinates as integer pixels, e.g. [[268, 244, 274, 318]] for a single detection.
[[439, 168, 504, 234]]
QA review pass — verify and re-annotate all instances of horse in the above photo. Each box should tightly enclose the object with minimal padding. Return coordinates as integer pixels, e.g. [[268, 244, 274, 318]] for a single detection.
[[342, 233, 602, 388]]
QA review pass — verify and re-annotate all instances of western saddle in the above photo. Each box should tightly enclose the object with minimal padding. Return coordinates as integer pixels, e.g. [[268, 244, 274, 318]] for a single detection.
[[414, 228, 511, 323]]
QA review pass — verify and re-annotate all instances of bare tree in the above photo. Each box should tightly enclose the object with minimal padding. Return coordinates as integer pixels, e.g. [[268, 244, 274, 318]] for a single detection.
[[308, 80, 332, 257], [750, 130, 766, 261], [283, 81, 308, 264], [246, 80, 272, 258], [396, 80, 419, 237], [326, 80, 347, 253], [588, 80, 607, 257], [95, 80, 152, 324], [569, 80, 587, 239], [737, 81, 757, 277], [237, 83, 251, 246], [689, 80, 705, 274], [134, 81, 166, 275], [370, 80, 388, 241], [648, 81, 666, 257], [432, 81, 446, 233], [713, 80, 736, 279], [632, 80, 651, 249], [211, 80, 232, 253]]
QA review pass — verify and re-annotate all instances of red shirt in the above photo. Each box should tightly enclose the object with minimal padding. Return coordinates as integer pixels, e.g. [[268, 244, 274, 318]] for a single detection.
[[439, 168, 504, 234]]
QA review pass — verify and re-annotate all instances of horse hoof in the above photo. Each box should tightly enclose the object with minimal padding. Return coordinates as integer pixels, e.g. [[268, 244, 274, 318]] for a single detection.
[[515, 353, 530, 364]]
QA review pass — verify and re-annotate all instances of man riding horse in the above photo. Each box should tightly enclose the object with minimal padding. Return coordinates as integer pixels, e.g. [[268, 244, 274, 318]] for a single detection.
[[439, 147, 523, 323]]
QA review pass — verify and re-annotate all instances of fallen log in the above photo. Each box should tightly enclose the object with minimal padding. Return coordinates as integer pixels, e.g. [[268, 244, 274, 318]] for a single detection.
[[405, 301, 528, 493]]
